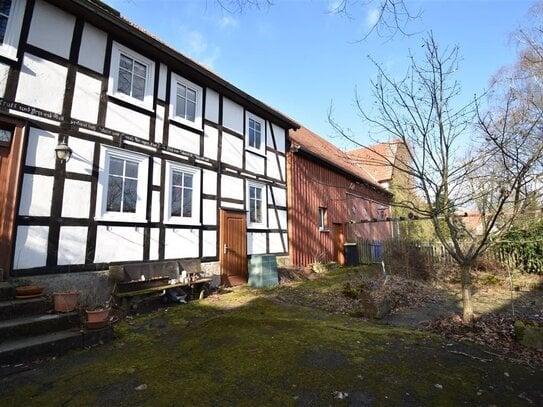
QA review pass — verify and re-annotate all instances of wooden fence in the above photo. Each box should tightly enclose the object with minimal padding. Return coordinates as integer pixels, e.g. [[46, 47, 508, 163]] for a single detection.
[[355, 238, 541, 274]]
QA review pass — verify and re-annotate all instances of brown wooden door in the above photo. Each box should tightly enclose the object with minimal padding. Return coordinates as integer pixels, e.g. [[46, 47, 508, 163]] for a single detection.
[[0, 122, 25, 278], [220, 209, 247, 287], [332, 223, 345, 266]]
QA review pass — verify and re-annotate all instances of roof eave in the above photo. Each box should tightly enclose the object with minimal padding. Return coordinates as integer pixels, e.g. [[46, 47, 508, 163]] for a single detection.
[[53, 0, 300, 130]]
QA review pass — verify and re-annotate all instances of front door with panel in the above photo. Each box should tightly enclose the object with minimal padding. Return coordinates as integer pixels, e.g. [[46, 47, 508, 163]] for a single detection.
[[219, 209, 247, 287]]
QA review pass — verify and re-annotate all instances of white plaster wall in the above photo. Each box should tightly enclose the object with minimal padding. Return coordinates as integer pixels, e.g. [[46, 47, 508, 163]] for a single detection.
[[202, 230, 216, 257], [27, 0, 74, 59], [151, 191, 160, 222], [222, 98, 243, 134], [105, 103, 151, 139], [202, 169, 217, 195], [149, 228, 160, 261], [94, 226, 144, 263], [157, 63, 168, 101], [246, 153, 265, 175], [220, 175, 244, 200], [57, 226, 87, 265], [202, 199, 216, 225], [152, 157, 161, 186], [16, 54, 67, 114], [155, 104, 165, 144], [205, 88, 219, 123], [25, 127, 56, 169], [0, 62, 10, 97], [168, 125, 200, 155], [271, 123, 286, 153], [221, 132, 243, 167], [19, 174, 53, 216], [247, 232, 267, 255], [220, 201, 244, 210], [71, 72, 101, 123], [164, 228, 199, 259], [79, 23, 107, 73], [62, 179, 91, 218], [271, 187, 286, 207], [267, 153, 285, 181], [66, 137, 94, 175], [269, 233, 286, 254], [268, 209, 287, 230], [203, 125, 218, 161], [13, 225, 48, 269]]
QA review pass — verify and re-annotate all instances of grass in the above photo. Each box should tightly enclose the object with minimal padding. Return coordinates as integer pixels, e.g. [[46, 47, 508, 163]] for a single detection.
[[1, 268, 541, 406]]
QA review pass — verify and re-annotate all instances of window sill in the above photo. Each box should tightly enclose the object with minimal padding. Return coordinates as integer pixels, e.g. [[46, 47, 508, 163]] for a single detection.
[[169, 115, 203, 131], [319, 228, 330, 233], [248, 224, 268, 230], [95, 215, 148, 223], [107, 92, 154, 113]]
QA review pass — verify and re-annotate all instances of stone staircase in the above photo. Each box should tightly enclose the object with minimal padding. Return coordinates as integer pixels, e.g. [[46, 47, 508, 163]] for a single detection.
[[0, 282, 113, 366]]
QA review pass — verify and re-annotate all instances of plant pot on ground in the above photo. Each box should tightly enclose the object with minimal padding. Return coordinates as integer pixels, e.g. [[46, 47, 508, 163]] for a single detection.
[[15, 285, 45, 298], [53, 291, 80, 312], [85, 306, 111, 329]]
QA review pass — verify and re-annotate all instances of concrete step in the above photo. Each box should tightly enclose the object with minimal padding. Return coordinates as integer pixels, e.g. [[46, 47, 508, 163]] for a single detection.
[[0, 312, 80, 341], [0, 326, 114, 364], [0, 283, 15, 301], [0, 297, 50, 321]]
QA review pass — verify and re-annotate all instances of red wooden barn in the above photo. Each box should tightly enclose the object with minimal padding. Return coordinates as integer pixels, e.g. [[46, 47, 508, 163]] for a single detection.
[[287, 127, 393, 267]]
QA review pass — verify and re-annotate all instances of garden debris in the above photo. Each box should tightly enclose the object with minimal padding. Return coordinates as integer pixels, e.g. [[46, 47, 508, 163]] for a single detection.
[[423, 313, 543, 368]]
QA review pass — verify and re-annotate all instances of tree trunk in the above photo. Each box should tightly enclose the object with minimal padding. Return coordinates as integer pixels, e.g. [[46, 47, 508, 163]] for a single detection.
[[461, 265, 474, 323]]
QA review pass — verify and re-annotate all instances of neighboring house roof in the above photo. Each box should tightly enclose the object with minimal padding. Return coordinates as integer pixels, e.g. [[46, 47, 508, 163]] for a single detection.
[[289, 127, 390, 194], [57, 0, 299, 130], [348, 142, 400, 184]]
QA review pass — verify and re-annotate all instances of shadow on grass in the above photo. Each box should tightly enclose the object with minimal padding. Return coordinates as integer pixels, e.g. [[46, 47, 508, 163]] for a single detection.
[[0, 282, 541, 406]]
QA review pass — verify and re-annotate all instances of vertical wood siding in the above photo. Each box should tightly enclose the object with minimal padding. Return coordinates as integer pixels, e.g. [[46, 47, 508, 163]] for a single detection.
[[288, 151, 391, 267]]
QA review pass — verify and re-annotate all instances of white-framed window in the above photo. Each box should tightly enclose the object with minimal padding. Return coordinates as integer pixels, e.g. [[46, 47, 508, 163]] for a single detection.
[[245, 112, 265, 154], [108, 42, 155, 109], [0, 0, 26, 60], [319, 207, 328, 231], [164, 161, 201, 225], [247, 181, 267, 228], [170, 73, 202, 129], [96, 146, 148, 222]]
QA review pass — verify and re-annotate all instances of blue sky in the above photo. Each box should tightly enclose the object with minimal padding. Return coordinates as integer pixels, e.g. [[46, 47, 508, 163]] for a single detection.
[[104, 0, 534, 149]]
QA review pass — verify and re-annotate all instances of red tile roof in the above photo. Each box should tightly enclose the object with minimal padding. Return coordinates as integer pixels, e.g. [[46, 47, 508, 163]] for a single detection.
[[289, 127, 386, 190], [348, 142, 400, 183]]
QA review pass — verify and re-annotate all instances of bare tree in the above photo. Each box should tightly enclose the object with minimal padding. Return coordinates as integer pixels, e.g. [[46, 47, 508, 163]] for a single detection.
[[215, 0, 417, 39], [331, 32, 543, 322]]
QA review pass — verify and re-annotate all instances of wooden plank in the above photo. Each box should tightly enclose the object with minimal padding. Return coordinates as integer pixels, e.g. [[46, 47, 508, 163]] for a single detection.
[[114, 278, 212, 298]]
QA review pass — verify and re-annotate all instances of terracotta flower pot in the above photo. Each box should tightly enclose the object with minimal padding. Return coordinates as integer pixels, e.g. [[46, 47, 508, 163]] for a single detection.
[[53, 292, 79, 312], [85, 307, 110, 329], [15, 285, 44, 298]]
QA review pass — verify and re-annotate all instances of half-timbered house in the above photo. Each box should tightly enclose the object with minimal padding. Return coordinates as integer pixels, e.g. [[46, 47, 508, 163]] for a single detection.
[[287, 126, 392, 267], [0, 0, 297, 290]]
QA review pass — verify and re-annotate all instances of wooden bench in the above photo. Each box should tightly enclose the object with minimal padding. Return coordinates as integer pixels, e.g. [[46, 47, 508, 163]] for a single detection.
[[111, 260, 211, 310]]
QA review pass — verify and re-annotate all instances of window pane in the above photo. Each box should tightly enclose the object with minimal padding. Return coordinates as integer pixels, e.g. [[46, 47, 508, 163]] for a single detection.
[[109, 157, 124, 176], [106, 176, 122, 212], [0, 128, 12, 143], [184, 173, 193, 188], [187, 88, 197, 103], [125, 160, 138, 178], [186, 100, 196, 121], [117, 69, 132, 96], [182, 188, 192, 217], [248, 127, 255, 148], [255, 187, 262, 200], [176, 95, 186, 118], [132, 76, 145, 101], [133, 60, 146, 78], [177, 83, 186, 98], [0, 16, 7, 44], [123, 178, 138, 213], [255, 199, 262, 223], [171, 186, 182, 216], [172, 170, 183, 187], [250, 199, 257, 223], [119, 54, 133, 70]]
